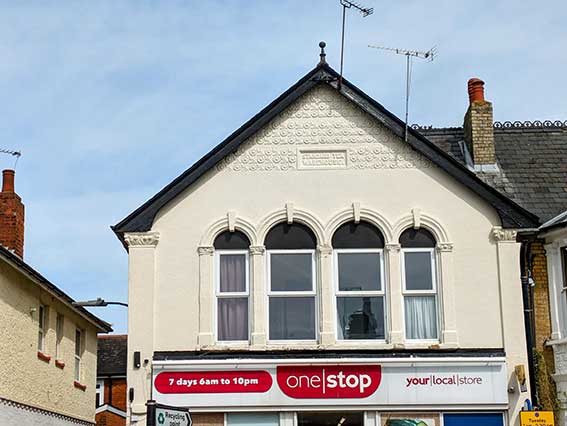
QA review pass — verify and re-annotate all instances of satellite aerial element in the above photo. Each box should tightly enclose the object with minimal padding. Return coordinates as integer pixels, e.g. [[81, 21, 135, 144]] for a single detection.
[[338, 0, 374, 89], [368, 44, 437, 142], [0, 148, 22, 169]]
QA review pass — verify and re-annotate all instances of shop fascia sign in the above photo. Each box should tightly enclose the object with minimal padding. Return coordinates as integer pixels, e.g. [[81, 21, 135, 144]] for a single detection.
[[152, 358, 508, 410]]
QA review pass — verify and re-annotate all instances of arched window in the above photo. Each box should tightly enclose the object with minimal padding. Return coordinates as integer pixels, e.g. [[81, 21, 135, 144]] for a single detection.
[[400, 228, 438, 341], [214, 230, 250, 342], [265, 222, 317, 341], [332, 221, 385, 340]]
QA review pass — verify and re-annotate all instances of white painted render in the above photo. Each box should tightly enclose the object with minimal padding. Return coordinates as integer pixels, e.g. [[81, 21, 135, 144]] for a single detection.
[[125, 85, 529, 425]]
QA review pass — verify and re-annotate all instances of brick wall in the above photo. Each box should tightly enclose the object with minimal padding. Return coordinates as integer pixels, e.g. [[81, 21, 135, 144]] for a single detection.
[[95, 410, 125, 426], [0, 170, 24, 257], [464, 100, 496, 165], [191, 413, 224, 426], [532, 242, 553, 349]]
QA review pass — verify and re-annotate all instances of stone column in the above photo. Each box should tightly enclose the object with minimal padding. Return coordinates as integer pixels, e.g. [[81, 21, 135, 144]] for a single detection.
[[250, 245, 267, 347], [492, 227, 529, 426], [197, 246, 214, 347], [318, 244, 335, 346], [437, 243, 458, 346], [124, 232, 159, 426], [385, 243, 403, 345]]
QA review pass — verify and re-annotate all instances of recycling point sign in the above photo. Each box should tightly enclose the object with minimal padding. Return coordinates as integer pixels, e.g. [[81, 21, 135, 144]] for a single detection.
[[147, 400, 192, 426]]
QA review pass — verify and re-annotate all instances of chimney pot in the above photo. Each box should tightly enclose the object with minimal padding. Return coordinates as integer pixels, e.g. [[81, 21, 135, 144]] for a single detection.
[[2, 169, 15, 193], [468, 78, 485, 103]]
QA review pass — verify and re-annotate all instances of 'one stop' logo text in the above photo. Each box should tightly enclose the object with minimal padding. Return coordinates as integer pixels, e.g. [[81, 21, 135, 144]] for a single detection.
[[276, 365, 381, 399]]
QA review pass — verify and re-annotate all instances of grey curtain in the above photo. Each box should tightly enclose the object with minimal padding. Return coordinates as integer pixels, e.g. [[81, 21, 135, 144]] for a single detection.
[[218, 254, 248, 340]]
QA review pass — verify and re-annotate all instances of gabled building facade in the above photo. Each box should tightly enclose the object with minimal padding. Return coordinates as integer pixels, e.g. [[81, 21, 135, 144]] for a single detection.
[[114, 46, 540, 426], [0, 170, 112, 425]]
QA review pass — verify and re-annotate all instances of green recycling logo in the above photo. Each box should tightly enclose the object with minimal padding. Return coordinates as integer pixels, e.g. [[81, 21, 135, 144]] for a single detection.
[[158, 412, 165, 425]]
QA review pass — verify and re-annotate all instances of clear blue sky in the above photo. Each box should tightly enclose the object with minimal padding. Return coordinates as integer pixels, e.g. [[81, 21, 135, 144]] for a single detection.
[[1, 1, 566, 333]]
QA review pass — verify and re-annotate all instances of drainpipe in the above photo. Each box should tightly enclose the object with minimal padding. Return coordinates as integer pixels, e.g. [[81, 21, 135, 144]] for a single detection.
[[520, 241, 538, 407]]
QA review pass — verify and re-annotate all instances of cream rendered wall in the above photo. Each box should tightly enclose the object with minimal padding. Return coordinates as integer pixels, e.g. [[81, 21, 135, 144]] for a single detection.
[[0, 260, 98, 423], [126, 85, 529, 424]]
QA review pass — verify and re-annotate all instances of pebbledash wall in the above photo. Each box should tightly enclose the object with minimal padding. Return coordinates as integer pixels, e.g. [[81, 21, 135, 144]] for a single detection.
[[123, 84, 530, 426], [0, 259, 99, 424]]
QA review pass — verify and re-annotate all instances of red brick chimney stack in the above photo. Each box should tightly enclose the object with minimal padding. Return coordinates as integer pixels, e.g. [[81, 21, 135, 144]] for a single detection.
[[0, 169, 25, 257], [463, 77, 496, 169]]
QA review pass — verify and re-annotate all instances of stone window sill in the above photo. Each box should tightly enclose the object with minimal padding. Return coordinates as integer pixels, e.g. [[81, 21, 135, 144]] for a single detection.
[[74, 381, 87, 391], [55, 360, 65, 369], [37, 351, 51, 363]]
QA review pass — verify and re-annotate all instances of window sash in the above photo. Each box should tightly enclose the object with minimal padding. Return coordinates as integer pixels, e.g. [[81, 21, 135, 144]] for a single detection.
[[334, 249, 385, 296], [74, 329, 82, 381], [401, 248, 437, 294], [267, 250, 316, 295], [55, 314, 63, 359], [334, 249, 386, 341], [38, 305, 46, 352], [215, 250, 250, 342], [267, 250, 317, 342]]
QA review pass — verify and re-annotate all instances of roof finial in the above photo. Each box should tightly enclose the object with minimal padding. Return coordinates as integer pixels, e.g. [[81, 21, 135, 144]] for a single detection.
[[318, 41, 327, 65]]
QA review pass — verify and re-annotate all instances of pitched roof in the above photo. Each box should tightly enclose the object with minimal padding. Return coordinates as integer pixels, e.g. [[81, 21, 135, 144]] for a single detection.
[[419, 124, 567, 223], [540, 209, 567, 233], [97, 334, 127, 376], [0, 245, 112, 332], [112, 63, 539, 241]]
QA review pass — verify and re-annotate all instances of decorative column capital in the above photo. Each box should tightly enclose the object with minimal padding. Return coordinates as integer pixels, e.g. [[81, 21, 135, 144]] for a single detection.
[[436, 242, 454, 252], [197, 245, 214, 256], [317, 244, 333, 257], [249, 245, 266, 256], [385, 243, 401, 252], [124, 232, 160, 248], [491, 227, 518, 243]]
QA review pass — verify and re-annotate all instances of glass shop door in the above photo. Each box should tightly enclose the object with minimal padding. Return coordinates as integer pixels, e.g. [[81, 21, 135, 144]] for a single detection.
[[297, 412, 364, 426]]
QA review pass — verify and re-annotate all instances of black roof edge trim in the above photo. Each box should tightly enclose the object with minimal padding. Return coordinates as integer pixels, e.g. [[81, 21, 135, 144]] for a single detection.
[[112, 63, 539, 244], [0, 246, 112, 332], [153, 348, 506, 361]]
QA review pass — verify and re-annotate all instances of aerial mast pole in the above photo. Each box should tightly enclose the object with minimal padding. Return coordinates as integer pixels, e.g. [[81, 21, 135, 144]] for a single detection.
[[368, 44, 436, 141], [338, 0, 374, 89]]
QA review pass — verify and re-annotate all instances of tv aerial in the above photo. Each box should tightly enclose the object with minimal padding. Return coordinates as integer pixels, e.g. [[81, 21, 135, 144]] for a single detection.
[[0, 148, 21, 169], [368, 44, 437, 141], [338, 0, 374, 89]]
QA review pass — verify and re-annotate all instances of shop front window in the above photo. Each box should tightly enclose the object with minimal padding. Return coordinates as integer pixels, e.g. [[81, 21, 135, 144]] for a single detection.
[[214, 231, 251, 342], [332, 221, 386, 340], [297, 412, 363, 426], [266, 222, 318, 341], [400, 228, 439, 341], [226, 413, 279, 426]]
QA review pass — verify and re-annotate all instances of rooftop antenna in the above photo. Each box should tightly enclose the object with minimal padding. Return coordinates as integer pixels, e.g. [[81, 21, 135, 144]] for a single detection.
[[338, 0, 373, 89], [368, 44, 436, 141], [0, 148, 21, 169]]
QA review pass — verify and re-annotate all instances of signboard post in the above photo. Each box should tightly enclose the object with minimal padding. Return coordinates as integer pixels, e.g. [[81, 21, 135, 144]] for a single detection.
[[147, 400, 192, 426], [520, 411, 554, 426]]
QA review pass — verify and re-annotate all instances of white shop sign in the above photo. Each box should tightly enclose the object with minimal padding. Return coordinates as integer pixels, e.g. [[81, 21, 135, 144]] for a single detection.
[[152, 358, 508, 410]]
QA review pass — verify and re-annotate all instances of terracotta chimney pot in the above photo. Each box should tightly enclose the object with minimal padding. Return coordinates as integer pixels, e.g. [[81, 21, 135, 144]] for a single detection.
[[468, 78, 485, 103], [2, 169, 15, 193]]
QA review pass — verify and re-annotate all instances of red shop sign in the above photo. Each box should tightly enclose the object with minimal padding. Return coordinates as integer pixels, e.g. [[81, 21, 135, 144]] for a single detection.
[[154, 370, 273, 394], [277, 365, 381, 399]]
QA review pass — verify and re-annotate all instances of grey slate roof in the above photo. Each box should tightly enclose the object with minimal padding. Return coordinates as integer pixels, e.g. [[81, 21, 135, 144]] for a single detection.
[[540, 209, 567, 232], [419, 125, 567, 223], [97, 335, 127, 377]]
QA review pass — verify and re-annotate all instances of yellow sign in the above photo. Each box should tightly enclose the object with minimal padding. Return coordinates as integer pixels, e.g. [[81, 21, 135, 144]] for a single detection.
[[520, 411, 554, 426]]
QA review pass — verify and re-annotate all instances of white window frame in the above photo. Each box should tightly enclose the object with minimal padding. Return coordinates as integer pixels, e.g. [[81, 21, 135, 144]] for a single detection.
[[333, 248, 387, 342], [266, 249, 318, 343], [55, 313, 64, 359], [38, 304, 46, 353], [401, 247, 440, 343], [74, 328, 83, 382], [214, 250, 250, 344], [96, 379, 104, 407]]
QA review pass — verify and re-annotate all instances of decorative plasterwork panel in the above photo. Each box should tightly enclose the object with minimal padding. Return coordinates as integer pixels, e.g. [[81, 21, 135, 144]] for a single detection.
[[216, 86, 433, 172], [124, 232, 160, 247], [491, 227, 518, 242]]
